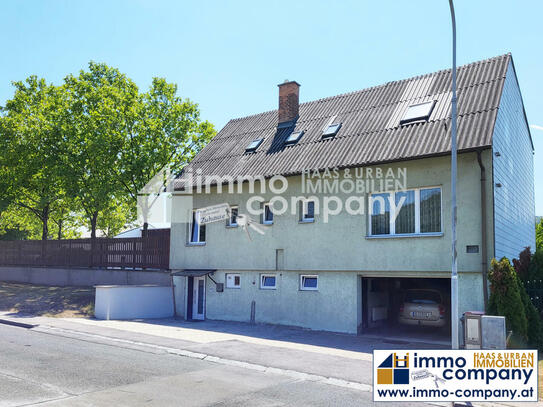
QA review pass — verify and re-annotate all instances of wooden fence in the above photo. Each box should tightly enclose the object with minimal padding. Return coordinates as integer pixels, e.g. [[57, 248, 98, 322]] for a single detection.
[[0, 230, 170, 270]]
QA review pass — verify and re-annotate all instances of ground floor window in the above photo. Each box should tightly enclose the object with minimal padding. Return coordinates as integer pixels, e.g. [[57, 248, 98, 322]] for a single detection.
[[189, 210, 206, 244]]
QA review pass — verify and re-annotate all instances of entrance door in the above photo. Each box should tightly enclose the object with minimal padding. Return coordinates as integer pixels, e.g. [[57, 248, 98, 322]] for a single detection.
[[192, 276, 206, 320]]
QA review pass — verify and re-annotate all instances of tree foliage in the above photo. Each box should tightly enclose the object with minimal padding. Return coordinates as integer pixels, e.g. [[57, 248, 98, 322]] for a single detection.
[[0, 77, 68, 239], [537, 218, 543, 252], [0, 62, 214, 240], [487, 257, 528, 345]]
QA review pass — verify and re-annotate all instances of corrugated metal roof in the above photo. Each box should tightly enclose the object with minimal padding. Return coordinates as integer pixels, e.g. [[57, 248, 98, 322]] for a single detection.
[[181, 54, 510, 181]]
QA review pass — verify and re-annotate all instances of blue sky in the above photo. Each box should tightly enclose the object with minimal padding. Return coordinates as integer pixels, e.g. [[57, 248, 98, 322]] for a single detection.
[[1, 0, 542, 214]]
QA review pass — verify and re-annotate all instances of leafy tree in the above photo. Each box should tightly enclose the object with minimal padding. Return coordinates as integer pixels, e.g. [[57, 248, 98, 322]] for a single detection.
[[62, 62, 138, 239], [487, 257, 528, 345], [115, 77, 215, 232], [0, 77, 67, 239], [537, 218, 543, 252], [513, 246, 532, 282], [518, 278, 543, 350]]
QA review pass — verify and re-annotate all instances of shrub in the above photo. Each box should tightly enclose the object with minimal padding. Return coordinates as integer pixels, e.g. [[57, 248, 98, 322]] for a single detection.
[[529, 249, 543, 281], [487, 257, 528, 344], [517, 278, 543, 350], [513, 247, 532, 282]]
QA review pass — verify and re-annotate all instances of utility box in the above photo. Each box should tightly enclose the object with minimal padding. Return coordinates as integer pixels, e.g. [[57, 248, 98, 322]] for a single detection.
[[464, 311, 484, 349], [481, 315, 506, 349], [463, 312, 507, 350]]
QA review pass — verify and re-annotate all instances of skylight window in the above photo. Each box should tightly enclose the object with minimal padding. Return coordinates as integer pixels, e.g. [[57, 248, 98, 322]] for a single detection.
[[285, 131, 304, 144], [400, 101, 435, 125], [322, 123, 341, 138], [245, 138, 263, 152]]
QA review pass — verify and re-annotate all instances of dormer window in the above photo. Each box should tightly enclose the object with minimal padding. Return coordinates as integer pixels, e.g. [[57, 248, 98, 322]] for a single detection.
[[400, 101, 435, 125], [285, 131, 304, 144], [322, 123, 341, 138], [245, 138, 263, 152]]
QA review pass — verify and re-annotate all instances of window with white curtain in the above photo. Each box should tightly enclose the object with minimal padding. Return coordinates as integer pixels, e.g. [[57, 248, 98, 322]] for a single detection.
[[369, 187, 441, 236]]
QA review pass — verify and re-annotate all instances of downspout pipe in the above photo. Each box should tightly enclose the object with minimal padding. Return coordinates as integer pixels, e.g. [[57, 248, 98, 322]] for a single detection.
[[476, 150, 489, 309]]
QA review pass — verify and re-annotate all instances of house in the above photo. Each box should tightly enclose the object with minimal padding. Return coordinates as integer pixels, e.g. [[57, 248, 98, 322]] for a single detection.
[[169, 54, 535, 337]]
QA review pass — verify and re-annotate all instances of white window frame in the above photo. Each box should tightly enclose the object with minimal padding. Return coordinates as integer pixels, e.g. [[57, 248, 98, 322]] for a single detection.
[[300, 199, 315, 223], [225, 273, 241, 289], [400, 100, 435, 125], [188, 209, 206, 245], [300, 274, 318, 291], [368, 186, 442, 237], [227, 206, 239, 228], [262, 203, 274, 225], [260, 274, 277, 290], [285, 130, 304, 144]]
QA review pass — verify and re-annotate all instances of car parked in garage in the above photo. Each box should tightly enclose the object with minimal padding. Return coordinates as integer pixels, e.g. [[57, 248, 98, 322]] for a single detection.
[[398, 289, 446, 327]]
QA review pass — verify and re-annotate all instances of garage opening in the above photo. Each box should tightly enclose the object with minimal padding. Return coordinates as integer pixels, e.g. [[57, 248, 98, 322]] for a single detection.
[[360, 276, 451, 344]]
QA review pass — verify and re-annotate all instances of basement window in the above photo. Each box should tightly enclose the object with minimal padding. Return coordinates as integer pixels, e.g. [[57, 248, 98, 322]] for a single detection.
[[285, 130, 304, 144], [260, 274, 277, 290], [245, 138, 263, 152], [400, 101, 435, 125], [226, 273, 241, 289], [300, 275, 318, 291], [322, 123, 341, 138]]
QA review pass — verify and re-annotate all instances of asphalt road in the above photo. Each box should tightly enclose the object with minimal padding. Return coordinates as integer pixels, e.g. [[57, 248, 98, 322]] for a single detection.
[[0, 324, 426, 406]]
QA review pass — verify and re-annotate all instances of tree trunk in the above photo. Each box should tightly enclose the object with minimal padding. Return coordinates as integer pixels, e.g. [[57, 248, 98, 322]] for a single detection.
[[90, 211, 98, 268], [41, 205, 49, 241], [57, 219, 63, 240], [90, 211, 98, 240]]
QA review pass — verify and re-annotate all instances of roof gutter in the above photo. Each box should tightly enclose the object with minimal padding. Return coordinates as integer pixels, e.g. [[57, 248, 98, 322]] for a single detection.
[[476, 150, 489, 309]]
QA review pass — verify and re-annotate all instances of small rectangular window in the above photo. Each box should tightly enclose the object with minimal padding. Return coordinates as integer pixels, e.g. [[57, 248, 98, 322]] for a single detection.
[[262, 203, 274, 224], [301, 200, 315, 222], [300, 275, 318, 291], [285, 131, 304, 144], [400, 101, 435, 125], [466, 245, 479, 254], [245, 138, 263, 152], [322, 123, 341, 138], [190, 210, 206, 244], [227, 206, 239, 227], [260, 274, 276, 290], [226, 273, 241, 288]]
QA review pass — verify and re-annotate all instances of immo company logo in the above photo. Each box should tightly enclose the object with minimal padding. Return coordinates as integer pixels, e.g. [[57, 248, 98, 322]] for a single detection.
[[377, 352, 409, 385]]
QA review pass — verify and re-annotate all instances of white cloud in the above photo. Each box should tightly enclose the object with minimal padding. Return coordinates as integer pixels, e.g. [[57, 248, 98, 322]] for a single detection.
[[530, 124, 543, 131]]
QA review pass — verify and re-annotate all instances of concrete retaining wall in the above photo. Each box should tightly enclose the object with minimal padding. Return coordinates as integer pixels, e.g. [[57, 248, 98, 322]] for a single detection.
[[0, 266, 171, 287]]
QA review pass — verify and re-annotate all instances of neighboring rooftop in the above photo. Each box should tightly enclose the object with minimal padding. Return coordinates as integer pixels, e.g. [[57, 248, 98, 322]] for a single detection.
[[182, 54, 513, 180]]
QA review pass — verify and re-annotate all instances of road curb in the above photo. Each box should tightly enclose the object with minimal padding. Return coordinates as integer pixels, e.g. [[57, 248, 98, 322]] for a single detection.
[[0, 318, 37, 329]]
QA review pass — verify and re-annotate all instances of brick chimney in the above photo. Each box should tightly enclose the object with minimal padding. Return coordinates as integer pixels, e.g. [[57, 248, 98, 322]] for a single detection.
[[278, 80, 300, 124]]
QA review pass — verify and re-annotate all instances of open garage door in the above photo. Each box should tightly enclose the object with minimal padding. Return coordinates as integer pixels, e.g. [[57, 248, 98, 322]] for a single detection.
[[360, 276, 451, 345]]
